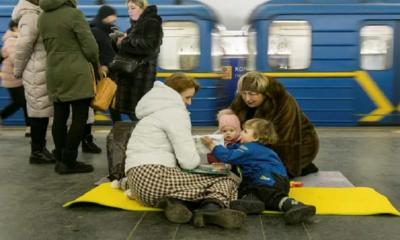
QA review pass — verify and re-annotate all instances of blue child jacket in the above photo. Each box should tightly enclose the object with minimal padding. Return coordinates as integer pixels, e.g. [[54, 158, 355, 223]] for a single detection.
[[212, 142, 288, 186]]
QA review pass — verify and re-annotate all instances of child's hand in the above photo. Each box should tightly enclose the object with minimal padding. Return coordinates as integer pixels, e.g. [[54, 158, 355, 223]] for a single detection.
[[201, 136, 215, 150]]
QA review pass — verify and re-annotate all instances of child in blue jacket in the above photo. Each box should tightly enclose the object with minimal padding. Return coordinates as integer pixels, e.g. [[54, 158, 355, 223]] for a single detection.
[[202, 118, 316, 224]]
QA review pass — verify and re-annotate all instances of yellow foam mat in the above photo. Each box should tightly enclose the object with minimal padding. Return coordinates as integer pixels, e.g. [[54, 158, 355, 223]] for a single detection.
[[64, 183, 400, 216]]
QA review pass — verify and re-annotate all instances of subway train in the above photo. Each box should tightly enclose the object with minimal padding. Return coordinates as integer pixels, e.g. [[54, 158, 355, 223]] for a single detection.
[[1, 0, 400, 126]]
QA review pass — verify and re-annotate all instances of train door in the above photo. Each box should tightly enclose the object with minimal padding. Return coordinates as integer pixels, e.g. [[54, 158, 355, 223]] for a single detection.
[[358, 21, 400, 124]]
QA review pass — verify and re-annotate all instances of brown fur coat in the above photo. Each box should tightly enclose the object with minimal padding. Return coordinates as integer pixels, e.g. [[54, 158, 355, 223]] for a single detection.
[[230, 78, 319, 177]]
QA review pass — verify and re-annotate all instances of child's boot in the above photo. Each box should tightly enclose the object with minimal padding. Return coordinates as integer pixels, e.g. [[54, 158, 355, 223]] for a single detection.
[[193, 199, 246, 229], [157, 198, 193, 224], [230, 192, 265, 214], [280, 197, 316, 225]]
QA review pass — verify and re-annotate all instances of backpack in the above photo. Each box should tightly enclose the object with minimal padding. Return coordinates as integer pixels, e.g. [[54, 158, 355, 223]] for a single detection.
[[106, 121, 136, 180]]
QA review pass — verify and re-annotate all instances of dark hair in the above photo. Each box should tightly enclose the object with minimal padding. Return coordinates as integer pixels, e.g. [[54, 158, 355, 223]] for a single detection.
[[243, 118, 278, 145], [164, 73, 200, 94], [8, 20, 18, 30]]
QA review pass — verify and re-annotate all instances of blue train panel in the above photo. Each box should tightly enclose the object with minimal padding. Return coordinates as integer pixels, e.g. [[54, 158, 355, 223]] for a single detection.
[[248, 0, 400, 126]]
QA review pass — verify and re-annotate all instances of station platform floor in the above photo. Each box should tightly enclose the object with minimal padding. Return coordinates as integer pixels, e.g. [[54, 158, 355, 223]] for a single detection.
[[0, 126, 400, 240]]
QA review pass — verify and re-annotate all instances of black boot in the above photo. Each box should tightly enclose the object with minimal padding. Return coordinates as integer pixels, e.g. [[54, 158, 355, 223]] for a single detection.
[[55, 149, 94, 174], [230, 192, 265, 214], [82, 134, 102, 154], [157, 198, 193, 224], [29, 143, 56, 164], [281, 198, 316, 225], [193, 199, 246, 229], [301, 163, 319, 176]]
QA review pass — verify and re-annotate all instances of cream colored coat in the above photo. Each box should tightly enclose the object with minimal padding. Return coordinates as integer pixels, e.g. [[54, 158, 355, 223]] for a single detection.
[[12, 0, 52, 117]]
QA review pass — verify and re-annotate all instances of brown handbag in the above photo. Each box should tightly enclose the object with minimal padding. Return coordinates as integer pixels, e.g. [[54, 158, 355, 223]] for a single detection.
[[90, 69, 117, 111]]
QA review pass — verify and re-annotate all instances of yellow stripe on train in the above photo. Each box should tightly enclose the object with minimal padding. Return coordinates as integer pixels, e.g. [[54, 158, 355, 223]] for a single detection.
[[261, 71, 395, 122]]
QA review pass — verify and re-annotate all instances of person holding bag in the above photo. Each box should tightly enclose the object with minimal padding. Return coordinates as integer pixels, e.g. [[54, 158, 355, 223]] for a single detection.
[[111, 0, 163, 121], [38, 0, 100, 174]]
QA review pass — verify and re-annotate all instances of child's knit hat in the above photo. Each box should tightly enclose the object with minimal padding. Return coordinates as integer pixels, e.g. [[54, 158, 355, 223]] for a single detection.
[[218, 112, 241, 134]]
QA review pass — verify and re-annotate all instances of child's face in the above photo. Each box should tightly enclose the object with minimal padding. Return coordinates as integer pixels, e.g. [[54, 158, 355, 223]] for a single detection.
[[240, 127, 257, 143], [221, 126, 239, 141]]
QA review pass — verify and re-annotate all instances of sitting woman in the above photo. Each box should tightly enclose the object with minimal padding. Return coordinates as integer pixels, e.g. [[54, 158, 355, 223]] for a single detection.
[[125, 73, 246, 229], [230, 71, 319, 178]]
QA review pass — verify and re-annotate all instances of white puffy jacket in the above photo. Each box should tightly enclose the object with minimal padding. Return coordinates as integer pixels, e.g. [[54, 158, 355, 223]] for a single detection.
[[12, 0, 52, 118], [125, 81, 201, 172]]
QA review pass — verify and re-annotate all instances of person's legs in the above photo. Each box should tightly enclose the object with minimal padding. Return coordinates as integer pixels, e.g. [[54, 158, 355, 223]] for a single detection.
[[0, 88, 21, 120], [55, 99, 93, 174], [29, 117, 54, 164], [127, 165, 245, 228], [81, 123, 102, 153], [66, 99, 91, 150], [255, 174, 316, 225], [53, 99, 93, 174], [230, 180, 265, 214]]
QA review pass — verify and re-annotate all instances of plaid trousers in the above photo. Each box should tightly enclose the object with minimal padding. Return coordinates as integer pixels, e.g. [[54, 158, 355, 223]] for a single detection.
[[127, 164, 240, 207]]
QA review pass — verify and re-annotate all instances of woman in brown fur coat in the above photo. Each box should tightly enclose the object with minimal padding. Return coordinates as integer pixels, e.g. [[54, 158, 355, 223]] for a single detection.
[[230, 71, 319, 178]]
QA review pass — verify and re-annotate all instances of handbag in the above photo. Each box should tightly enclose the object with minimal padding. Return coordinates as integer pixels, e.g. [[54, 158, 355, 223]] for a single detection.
[[109, 55, 142, 74], [90, 70, 118, 111]]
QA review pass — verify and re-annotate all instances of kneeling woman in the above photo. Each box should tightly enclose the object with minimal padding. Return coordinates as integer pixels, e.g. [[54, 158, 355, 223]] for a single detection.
[[125, 73, 245, 229]]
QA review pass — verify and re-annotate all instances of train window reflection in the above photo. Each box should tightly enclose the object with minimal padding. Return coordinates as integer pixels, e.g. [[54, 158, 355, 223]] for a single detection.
[[247, 29, 257, 71], [268, 21, 311, 70], [159, 21, 200, 70], [360, 25, 393, 70], [212, 28, 223, 71]]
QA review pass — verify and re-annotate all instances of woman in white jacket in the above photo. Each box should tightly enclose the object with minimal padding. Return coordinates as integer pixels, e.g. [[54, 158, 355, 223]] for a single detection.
[[125, 73, 245, 229], [12, 0, 54, 164]]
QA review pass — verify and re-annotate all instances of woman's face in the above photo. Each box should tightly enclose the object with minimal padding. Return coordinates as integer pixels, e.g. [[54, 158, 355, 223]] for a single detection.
[[180, 87, 196, 107], [128, 2, 144, 21], [240, 91, 265, 108]]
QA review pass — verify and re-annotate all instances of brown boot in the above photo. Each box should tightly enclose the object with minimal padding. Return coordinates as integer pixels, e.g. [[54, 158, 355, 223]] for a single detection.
[[157, 198, 193, 224]]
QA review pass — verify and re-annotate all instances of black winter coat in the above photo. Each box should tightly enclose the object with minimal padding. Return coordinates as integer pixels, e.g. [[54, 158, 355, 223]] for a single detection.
[[90, 19, 116, 67], [114, 5, 163, 117]]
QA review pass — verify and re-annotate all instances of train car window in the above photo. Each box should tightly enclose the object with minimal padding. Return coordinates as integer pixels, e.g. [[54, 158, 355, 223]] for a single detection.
[[158, 21, 200, 70], [211, 28, 223, 71], [268, 21, 311, 70], [360, 25, 393, 70], [247, 29, 257, 71]]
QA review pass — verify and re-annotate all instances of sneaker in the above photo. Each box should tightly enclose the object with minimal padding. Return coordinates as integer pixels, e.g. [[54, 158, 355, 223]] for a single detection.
[[29, 150, 56, 164]]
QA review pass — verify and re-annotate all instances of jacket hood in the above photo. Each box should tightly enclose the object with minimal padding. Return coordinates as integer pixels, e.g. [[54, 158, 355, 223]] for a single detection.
[[2, 30, 18, 42], [12, 0, 41, 22], [135, 81, 188, 120], [39, 0, 76, 12]]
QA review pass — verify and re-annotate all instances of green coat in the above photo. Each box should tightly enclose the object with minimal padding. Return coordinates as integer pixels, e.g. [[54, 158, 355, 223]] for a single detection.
[[38, 0, 99, 102]]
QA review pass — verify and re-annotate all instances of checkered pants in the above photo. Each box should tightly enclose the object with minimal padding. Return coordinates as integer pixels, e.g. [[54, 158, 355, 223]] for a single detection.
[[127, 164, 240, 207]]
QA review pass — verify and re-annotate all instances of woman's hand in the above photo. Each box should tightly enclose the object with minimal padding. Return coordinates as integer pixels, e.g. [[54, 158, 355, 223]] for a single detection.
[[201, 136, 216, 151], [116, 34, 127, 45]]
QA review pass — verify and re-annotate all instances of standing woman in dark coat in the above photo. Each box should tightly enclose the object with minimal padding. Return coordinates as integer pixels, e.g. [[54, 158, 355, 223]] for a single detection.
[[230, 71, 319, 178], [38, 0, 99, 174], [113, 0, 163, 120]]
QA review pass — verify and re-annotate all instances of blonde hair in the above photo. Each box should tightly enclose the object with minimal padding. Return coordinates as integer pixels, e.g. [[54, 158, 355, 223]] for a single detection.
[[243, 118, 278, 145], [126, 0, 149, 9], [216, 108, 235, 121], [237, 71, 270, 94]]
